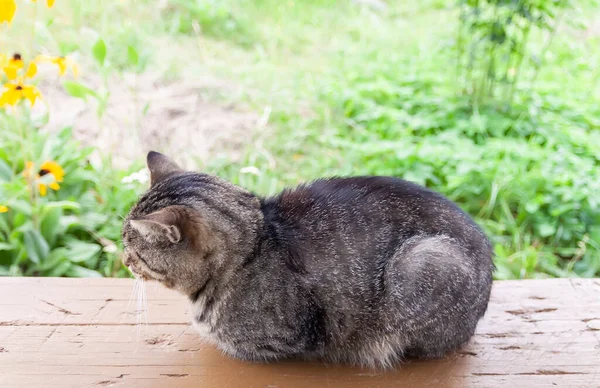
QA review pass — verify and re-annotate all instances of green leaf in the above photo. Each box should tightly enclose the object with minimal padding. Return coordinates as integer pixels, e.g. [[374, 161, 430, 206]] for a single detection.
[[92, 38, 107, 66], [0, 242, 16, 251], [63, 81, 98, 101], [23, 230, 50, 265], [6, 200, 33, 216], [127, 45, 139, 66], [40, 207, 63, 246], [66, 240, 102, 263], [0, 159, 12, 181], [0, 215, 8, 233], [44, 201, 81, 211], [538, 223, 556, 238], [47, 260, 71, 277], [79, 212, 109, 230], [525, 202, 540, 214], [67, 265, 102, 278], [36, 248, 68, 272]]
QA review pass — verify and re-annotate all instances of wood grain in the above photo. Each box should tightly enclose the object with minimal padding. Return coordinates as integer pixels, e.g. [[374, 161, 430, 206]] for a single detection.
[[0, 278, 599, 387]]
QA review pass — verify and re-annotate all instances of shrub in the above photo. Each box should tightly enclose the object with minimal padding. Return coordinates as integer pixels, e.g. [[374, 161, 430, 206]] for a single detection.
[[0, 126, 144, 277], [325, 63, 600, 278], [456, 0, 576, 109]]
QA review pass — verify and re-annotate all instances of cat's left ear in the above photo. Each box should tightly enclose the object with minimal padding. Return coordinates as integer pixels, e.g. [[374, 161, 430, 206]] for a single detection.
[[147, 151, 183, 186], [130, 207, 182, 244]]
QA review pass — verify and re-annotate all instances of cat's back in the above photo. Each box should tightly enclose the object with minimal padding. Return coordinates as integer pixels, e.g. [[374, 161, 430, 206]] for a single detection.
[[260, 176, 490, 272], [267, 176, 442, 215], [263, 176, 478, 234]]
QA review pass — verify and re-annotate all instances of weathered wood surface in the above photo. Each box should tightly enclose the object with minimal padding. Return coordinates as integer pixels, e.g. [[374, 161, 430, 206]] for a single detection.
[[0, 278, 599, 388]]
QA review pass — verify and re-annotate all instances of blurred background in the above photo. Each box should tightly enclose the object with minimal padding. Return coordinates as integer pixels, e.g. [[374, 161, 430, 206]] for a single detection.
[[0, 0, 598, 279]]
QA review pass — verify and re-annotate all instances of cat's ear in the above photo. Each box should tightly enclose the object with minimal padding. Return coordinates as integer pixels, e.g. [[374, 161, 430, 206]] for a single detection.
[[130, 207, 182, 244], [147, 151, 183, 186]]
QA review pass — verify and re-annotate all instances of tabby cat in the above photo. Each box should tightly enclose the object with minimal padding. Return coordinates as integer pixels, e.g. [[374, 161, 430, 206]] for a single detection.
[[122, 151, 494, 368]]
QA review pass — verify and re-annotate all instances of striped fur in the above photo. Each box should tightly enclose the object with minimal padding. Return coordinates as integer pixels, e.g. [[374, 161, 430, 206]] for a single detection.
[[122, 152, 494, 368]]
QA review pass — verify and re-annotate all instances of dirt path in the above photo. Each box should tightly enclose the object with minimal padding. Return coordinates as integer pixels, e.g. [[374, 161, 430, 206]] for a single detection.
[[37, 70, 260, 170]]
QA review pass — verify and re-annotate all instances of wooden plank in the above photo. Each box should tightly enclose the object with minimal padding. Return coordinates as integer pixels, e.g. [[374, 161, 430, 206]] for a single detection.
[[0, 278, 599, 387]]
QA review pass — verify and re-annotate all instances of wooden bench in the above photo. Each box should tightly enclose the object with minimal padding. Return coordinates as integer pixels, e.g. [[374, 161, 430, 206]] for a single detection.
[[1, 278, 598, 387]]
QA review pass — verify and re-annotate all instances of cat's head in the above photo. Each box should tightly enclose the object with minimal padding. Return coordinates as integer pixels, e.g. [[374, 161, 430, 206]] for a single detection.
[[122, 151, 261, 296]]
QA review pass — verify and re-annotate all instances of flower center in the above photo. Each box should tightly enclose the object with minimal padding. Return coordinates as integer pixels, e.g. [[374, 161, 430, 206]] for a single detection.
[[39, 169, 51, 176], [12, 53, 22, 61], [15, 86, 23, 91]]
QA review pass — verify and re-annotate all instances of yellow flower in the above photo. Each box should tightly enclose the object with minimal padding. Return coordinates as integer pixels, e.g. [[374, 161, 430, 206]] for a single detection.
[[3, 53, 24, 81], [0, 0, 17, 24], [35, 55, 79, 77], [0, 205, 8, 213], [23, 161, 65, 196], [0, 80, 42, 106]]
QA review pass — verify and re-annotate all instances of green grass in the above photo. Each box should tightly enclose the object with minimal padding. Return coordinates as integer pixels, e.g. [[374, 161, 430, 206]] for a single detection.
[[2, 0, 599, 279], [184, 0, 600, 279]]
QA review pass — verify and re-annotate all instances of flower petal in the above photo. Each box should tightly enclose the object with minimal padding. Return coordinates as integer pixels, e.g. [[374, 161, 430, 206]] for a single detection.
[[9, 58, 23, 69], [0, 85, 22, 105], [3, 66, 18, 80], [0, 0, 17, 24], [26, 62, 37, 78], [0, 205, 8, 213], [39, 184, 47, 197], [21, 85, 41, 105], [49, 182, 60, 191], [56, 58, 67, 75]]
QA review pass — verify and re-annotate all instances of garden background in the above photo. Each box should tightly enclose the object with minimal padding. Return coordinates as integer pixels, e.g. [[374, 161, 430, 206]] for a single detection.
[[0, 0, 599, 279]]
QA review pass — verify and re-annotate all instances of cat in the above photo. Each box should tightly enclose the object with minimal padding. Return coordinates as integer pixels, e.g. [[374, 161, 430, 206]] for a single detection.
[[122, 151, 494, 368]]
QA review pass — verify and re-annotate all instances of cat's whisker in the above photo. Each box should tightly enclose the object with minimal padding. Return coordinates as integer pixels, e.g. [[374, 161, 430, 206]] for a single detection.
[[134, 278, 149, 338], [128, 277, 143, 353], [135, 278, 144, 344], [127, 277, 139, 312], [141, 278, 149, 333]]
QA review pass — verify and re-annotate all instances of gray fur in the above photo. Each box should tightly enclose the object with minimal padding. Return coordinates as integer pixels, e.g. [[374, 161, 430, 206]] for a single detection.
[[122, 152, 494, 368]]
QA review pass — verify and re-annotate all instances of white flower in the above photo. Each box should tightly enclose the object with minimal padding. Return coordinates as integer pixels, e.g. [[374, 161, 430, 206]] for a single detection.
[[121, 169, 149, 184], [240, 166, 261, 176], [103, 244, 118, 254]]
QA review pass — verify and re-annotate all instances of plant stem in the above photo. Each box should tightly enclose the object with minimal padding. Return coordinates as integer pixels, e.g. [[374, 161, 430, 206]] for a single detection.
[[528, 8, 565, 94], [507, 22, 531, 107], [456, 3, 466, 93]]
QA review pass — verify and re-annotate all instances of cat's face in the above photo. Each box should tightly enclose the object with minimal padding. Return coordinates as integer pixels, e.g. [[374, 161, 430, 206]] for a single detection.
[[122, 152, 215, 295]]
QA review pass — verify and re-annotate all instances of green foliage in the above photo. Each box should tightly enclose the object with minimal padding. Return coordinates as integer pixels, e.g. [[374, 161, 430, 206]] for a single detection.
[[196, 0, 600, 279], [0, 122, 143, 277], [333, 77, 600, 278], [457, 0, 576, 108], [2, 0, 599, 281]]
